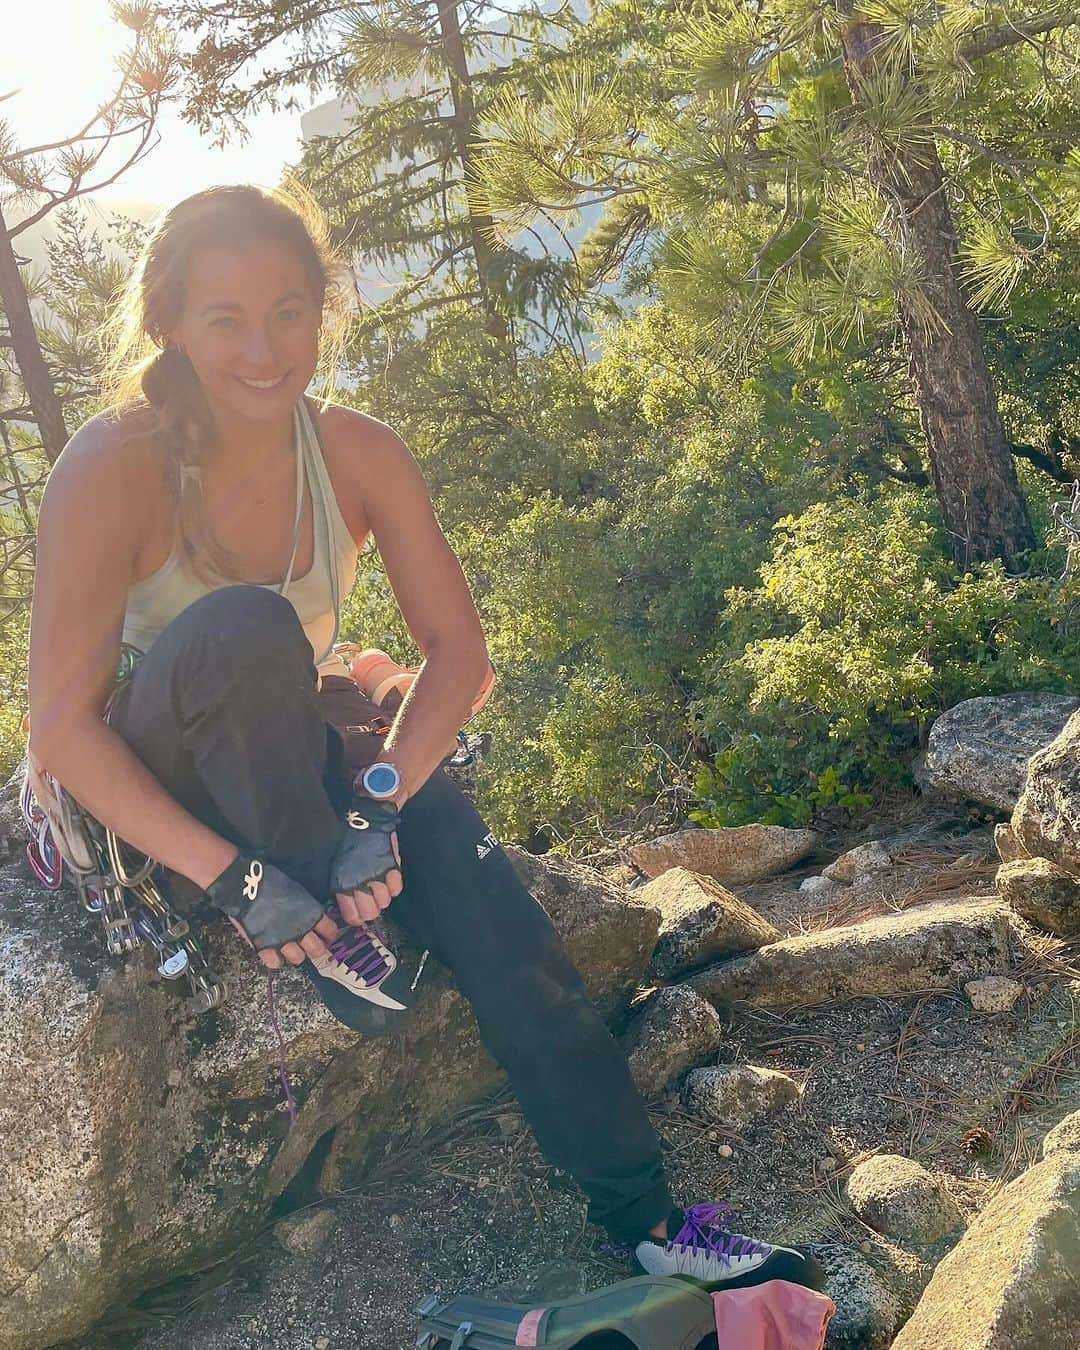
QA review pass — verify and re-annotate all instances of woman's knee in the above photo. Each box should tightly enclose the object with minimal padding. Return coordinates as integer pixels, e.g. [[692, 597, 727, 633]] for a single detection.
[[154, 586, 310, 672]]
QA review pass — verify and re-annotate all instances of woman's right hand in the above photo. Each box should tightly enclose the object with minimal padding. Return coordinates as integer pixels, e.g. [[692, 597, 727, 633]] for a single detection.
[[205, 853, 339, 970]]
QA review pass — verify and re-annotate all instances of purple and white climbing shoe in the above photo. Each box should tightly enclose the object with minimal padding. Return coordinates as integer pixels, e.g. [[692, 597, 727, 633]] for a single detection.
[[302, 921, 421, 1036], [635, 1203, 824, 1291]]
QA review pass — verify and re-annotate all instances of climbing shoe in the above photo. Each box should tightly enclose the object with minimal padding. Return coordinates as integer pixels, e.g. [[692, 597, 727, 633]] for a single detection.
[[634, 1203, 824, 1291], [302, 920, 419, 1035]]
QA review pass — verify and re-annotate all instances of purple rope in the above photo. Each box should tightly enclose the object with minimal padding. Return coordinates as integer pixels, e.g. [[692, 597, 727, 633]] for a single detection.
[[265, 970, 298, 1124]]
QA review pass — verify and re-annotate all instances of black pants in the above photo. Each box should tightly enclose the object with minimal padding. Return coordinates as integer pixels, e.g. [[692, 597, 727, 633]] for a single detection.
[[109, 586, 672, 1244]]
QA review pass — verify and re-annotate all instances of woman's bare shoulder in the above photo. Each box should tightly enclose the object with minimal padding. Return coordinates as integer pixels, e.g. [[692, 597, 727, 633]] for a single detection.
[[48, 405, 163, 495]]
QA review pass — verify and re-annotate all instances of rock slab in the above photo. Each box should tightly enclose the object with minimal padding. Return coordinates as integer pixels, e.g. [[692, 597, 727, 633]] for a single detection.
[[846, 1155, 963, 1248], [1042, 1110, 1080, 1159], [916, 692, 1080, 813], [890, 1152, 1080, 1350], [628, 824, 817, 885], [0, 845, 658, 1350], [687, 900, 1024, 1010], [633, 867, 779, 979]]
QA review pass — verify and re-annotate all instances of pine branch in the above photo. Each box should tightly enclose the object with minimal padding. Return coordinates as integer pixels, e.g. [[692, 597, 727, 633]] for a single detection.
[[959, 9, 1080, 62]]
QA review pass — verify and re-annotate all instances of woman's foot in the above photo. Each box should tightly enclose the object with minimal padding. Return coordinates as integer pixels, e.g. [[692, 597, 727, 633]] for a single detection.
[[301, 921, 418, 1035], [634, 1203, 824, 1290]]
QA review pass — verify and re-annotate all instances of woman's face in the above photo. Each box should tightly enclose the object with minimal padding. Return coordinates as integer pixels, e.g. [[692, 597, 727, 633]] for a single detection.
[[168, 235, 323, 427]]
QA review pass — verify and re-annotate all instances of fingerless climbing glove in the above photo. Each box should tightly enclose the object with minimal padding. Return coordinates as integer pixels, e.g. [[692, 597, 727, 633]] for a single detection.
[[329, 797, 401, 896], [206, 854, 326, 951]]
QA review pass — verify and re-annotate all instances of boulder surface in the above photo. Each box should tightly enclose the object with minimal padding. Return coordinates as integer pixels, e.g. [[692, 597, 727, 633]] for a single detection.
[[621, 985, 723, 1098], [627, 824, 816, 884], [996, 855, 1080, 936], [1011, 706, 1080, 873], [687, 900, 1025, 1010], [916, 693, 1079, 812], [0, 846, 657, 1350], [846, 1154, 963, 1248], [632, 867, 779, 979], [890, 1152, 1080, 1350]]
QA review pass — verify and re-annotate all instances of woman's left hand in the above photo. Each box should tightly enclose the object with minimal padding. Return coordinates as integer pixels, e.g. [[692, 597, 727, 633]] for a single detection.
[[335, 827, 403, 924]]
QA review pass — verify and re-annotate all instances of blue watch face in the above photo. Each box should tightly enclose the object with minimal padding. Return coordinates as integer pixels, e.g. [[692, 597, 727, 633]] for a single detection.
[[365, 763, 400, 795]]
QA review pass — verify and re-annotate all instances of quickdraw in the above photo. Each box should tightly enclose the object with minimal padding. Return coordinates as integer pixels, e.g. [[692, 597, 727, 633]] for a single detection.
[[20, 644, 227, 1017]]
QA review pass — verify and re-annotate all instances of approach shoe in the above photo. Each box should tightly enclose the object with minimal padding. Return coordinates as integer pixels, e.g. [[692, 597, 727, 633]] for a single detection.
[[302, 920, 418, 1036], [634, 1202, 824, 1291]]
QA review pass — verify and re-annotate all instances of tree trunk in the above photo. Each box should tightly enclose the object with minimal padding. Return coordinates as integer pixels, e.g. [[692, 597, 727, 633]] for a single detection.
[[435, 0, 510, 344], [838, 10, 1035, 571], [0, 209, 69, 463]]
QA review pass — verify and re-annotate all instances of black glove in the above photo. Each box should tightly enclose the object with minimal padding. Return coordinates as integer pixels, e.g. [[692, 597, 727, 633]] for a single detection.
[[330, 797, 401, 896], [206, 854, 326, 951]]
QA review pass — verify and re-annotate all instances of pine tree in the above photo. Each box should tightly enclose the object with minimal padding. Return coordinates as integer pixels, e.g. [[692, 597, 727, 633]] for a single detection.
[[161, 0, 579, 345], [471, 0, 1080, 569]]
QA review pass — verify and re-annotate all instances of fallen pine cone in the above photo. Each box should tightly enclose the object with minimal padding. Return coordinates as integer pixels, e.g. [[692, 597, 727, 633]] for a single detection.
[[960, 1126, 993, 1158]]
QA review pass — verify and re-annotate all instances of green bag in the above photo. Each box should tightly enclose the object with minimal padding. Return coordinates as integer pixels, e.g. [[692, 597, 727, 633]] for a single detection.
[[414, 1275, 718, 1350]]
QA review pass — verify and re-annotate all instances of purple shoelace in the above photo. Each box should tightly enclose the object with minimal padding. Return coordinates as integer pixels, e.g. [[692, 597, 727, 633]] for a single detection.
[[326, 922, 391, 985], [670, 1202, 769, 1262]]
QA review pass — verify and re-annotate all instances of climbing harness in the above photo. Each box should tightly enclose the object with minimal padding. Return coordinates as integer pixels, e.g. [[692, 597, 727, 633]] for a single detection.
[[20, 642, 227, 1016]]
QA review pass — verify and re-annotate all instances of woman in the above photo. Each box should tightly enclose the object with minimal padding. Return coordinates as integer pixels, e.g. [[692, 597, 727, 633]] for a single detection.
[[27, 183, 817, 1290]]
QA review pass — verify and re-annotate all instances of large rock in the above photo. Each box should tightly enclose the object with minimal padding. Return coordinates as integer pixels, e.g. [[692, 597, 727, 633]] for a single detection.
[[621, 985, 723, 1098], [1012, 707, 1080, 874], [846, 1155, 963, 1248], [682, 1064, 800, 1130], [996, 856, 1080, 936], [687, 900, 1024, 1010], [633, 867, 779, 980], [821, 1247, 906, 1350], [0, 846, 658, 1350], [1042, 1110, 1080, 1158], [890, 1152, 1080, 1350], [627, 824, 817, 885], [822, 840, 892, 882], [916, 693, 1080, 813]]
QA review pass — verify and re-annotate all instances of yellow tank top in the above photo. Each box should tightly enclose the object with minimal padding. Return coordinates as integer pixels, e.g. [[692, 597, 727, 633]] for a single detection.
[[122, 401, 358, 677]]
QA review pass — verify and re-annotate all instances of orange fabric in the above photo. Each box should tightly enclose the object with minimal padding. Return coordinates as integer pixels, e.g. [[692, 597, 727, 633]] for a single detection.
[[711, 1281, 835, 1350]]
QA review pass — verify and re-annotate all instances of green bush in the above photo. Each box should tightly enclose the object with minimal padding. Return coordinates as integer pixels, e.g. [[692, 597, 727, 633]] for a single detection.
[[689, 488, 1080, 827]]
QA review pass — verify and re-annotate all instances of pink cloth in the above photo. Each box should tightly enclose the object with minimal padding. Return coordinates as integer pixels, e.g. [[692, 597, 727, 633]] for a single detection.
[[712, 1281, 835, 1350]]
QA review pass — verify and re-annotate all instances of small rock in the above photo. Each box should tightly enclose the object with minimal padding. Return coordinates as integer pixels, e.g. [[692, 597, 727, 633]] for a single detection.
[[800, 875, 840, 896], [717, 1143, 734, 1158], [856, 1043, 866, 1052], [994, 822, 1027, 864], [823, 841, 892, 882], [846, 1155, 963, 1248], [996, 856, 1080, 936], [622, 985, 723, 1098], [166, 1069, 182, 1088], [275, 1208, 340, 1260], [388, 1213, 405, 1231], [1042, 1110, 1080, 1158], [315, 1340, 329, 1350], [683, 1064, 800, 1130], [819, 1156, 838, 1174], [495, 1113, 524, 1139], [634, 867, 779, 980], [627, 824, 817, 885], [821, 1247, 904, 1349], [964, 976, 1024, 1013]]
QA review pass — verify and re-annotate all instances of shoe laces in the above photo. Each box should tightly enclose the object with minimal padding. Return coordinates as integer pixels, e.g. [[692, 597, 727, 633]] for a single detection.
[[669, 1202, 770, 1262], [326, 922, 392, 985]]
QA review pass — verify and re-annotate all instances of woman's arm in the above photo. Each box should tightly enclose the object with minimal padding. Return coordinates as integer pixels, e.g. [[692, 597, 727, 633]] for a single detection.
[[28, 422, 334, 968], [331, 409, 492, 807]]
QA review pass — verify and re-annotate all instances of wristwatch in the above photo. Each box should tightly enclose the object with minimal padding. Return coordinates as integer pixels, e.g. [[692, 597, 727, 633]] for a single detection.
[[358, 760, 403, 801]]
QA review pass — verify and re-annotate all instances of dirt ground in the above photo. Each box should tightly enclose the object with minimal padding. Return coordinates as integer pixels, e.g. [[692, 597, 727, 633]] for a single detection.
[[63, 796, 1080, 1350]]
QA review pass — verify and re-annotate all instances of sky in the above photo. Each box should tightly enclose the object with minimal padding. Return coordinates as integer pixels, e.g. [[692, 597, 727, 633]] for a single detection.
[[2, 0, 308, 228]]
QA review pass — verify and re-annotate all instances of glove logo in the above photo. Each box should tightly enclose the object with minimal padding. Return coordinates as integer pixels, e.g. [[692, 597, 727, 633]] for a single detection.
[[243, 859, 264, 901], [346, 810, 370, 830]]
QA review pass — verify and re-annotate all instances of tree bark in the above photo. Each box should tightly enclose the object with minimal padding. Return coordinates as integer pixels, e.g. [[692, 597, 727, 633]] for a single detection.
[[435, 0, 510, 344], [0, 209, 69, 464], [837, 9, 1035, 571]]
